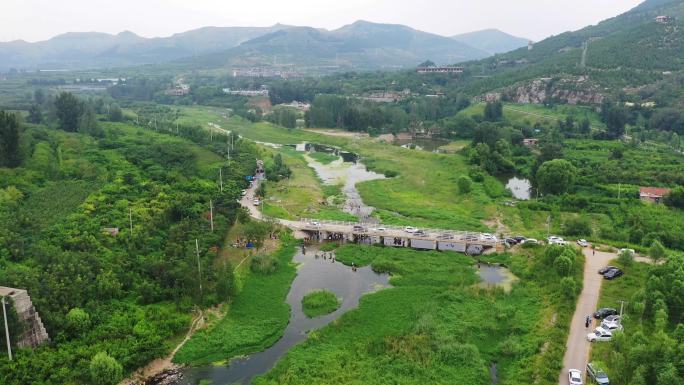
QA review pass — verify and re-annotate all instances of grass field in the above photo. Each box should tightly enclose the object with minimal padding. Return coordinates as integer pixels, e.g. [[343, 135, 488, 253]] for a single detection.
[[458, 102, 605, 130], [173, 237, 298, 365], [301, 290, 341, 318]]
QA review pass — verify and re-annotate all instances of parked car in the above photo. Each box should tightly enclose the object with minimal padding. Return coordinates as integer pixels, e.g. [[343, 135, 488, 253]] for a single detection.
[[373, 227, 386, 232], [404, 226, 417, 233], [619, 248, 635, 256], [598, 266, 618, 275], [414, 230, 427, 237], [603, 268, 623, 280], [353, 225, 367, 232], [504, 238, 518, 246], [568, 368, 584, 385], [241, 190, 247, 196], [522, 238, 538, 245], [601, 319, 623, 332], [604, 315, 621, 323], [310, 221, 321, 227], [587, 362, 610, 385], [593, 308, 618, 319], [252, 199, 261, 206], [577, 239, 589, 247], [587, 327, 613, 342], [480, 233, 498, 242], [513, 236, 527, 243], [547, 236, 567, 245]]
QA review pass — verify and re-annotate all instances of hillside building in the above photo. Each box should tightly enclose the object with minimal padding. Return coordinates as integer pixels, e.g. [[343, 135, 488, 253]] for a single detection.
[[416, 66, 463, 74], [656, 15, 672, 24], [639, 187, 671, 204]]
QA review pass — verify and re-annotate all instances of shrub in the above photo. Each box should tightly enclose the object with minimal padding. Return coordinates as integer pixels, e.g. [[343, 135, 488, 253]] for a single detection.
[[563, 217, 592, 237], [457, 175, 473, 194], [89, 352, 123, 385], [301, 290, 340, 318], [554, 255, 573, 276], [250, 254, 280, 274], [560, 277, 578, 300], [617, 249, 634, 267], [65, 308, 91, 335]]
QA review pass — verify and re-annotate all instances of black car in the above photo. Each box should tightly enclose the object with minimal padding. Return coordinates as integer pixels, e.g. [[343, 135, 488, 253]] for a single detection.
[[504, 238, 518, 246], [603, 268, 623, 280], [598, 266, 617, 275], [593, 308, 618, 319], [513, 236, 527, 243]]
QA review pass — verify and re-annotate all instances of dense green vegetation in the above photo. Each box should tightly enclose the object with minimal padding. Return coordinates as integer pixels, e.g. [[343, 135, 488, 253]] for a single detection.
[[592, 254, 684, 385], [174, 237, 298, 365], [301, 290, 340, 318], [253, 244, 583, 385], [0, 100, 261, 384]]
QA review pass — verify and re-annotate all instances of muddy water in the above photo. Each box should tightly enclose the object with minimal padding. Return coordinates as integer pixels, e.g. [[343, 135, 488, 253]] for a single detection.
[[177, 247, 390, 385], [301, 146, 385, 221], [477, 265, 519, 292]]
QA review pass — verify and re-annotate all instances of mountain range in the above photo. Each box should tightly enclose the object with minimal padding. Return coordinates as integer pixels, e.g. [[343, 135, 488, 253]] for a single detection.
[[0, 22, 528, 71]]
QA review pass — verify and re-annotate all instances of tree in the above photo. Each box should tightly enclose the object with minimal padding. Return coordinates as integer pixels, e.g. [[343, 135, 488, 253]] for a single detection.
[[601, 100, 627, 139], [536, 159, 577, 195], [27, 104, 42, 124], [0, 111, 22, 168], [579, 117, 591, 135], [242, 221, 270, 250], [457, 175, 472, 194], [108, 104, 123, 122], [618, 249, 634, 267], [54, 92, 82, 132], [564, 217, 592, 236], [78, 105, 103, 137], [560, 277, 578, 299], [554, 255, 573, 276], [664, 187, 684, 209], [65, 308, 91, 335], [649, 240, 666, 264], [483, 101, 503, 121], [89, 352, 123, 385]]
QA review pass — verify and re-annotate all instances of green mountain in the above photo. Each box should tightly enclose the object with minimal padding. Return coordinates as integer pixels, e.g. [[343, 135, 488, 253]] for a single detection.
[[451, 29, 529, 55], [188, 21, 490, 70], [458, 0, 684, 103]]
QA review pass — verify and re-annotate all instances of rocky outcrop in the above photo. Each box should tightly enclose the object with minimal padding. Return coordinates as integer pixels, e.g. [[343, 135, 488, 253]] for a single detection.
[[479, 76, 605, 106], [0, 286, 49, 348]]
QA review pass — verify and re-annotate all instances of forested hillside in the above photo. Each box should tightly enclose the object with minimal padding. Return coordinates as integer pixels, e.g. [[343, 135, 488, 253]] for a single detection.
[[0, 103, 259, 384]]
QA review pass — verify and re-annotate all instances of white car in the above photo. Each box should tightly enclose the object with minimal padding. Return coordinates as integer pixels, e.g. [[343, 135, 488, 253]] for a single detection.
[[577, 239, 589, 247], [522, 238, 539, 245], [587, 327, 612, 342], [373, 227, 386, 232], [404, 226, 417, 233], [568, 369, 583, 385], [241, 190, 247, 196], [310, 221, 321, 227], [619, 248, 635, 256], [548, 236, 567, 245], [601, 319, 623, 332], [252, 199, 261, 206], [480, 233, 498, 242]]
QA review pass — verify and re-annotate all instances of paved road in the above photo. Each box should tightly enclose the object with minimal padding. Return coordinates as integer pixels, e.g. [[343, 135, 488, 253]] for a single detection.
[[558, 248, 614, 384]]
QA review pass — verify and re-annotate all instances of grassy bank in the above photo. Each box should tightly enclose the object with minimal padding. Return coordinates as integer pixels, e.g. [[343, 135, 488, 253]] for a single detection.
[[252, 244, 582, 385], [301, 290, 341, 318], [173, 237, 299, 365]]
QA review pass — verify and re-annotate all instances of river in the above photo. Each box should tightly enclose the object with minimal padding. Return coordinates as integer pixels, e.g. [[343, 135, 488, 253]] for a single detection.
[[176, 247, 390, 385]]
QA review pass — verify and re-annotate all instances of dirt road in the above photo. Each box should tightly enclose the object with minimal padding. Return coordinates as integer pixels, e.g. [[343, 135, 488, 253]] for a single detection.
[[558, 248, 614, 384]]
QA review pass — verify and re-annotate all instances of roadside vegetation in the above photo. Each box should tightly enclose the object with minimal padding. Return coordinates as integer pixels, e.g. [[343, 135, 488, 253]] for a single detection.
[[301, 290, 340, 318]]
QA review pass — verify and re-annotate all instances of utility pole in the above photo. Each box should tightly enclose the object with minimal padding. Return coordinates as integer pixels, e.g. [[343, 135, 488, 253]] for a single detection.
[[219, 168, 224, 192], [619, 300, 627, 318], [128, 208, 133, 237], [2, 296, 12, 361], [195, 239, 203, 297], [209, 200, 214, 232], [618, 183, 622, 199], [546, 215, 551, 237]]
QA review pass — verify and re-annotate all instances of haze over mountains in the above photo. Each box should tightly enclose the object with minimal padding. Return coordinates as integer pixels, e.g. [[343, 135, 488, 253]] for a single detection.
[[0, 21, 528, 71]]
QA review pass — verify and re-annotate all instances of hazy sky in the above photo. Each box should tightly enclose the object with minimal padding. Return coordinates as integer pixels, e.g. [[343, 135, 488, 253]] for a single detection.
[[1, 0, 644, 43]]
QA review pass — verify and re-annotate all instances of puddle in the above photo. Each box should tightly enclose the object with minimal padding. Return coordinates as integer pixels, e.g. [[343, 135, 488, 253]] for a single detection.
[[176, 247, 390, 385], [477, 264, 518, 292], [502, 176, 533, 200]]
